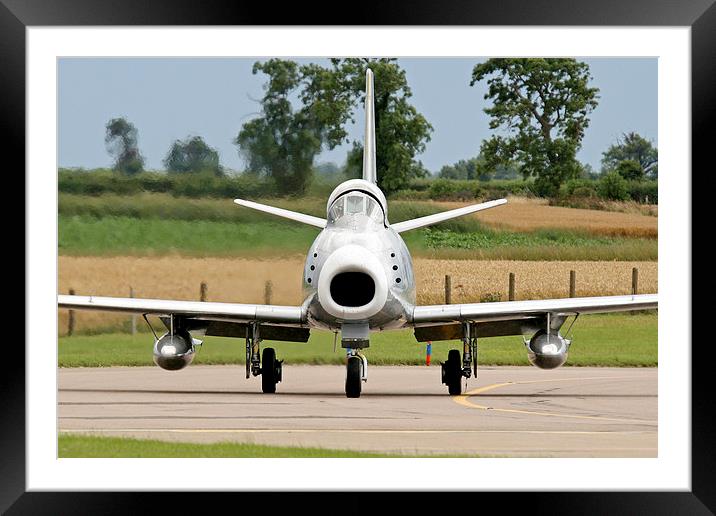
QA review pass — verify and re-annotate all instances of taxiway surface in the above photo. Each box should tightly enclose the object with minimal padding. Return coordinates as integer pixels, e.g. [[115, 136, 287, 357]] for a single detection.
[[58, 365, 657, 457]]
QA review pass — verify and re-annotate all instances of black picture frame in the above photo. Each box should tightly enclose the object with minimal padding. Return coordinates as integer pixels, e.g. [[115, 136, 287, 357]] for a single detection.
[[6, 0, 713, 513]]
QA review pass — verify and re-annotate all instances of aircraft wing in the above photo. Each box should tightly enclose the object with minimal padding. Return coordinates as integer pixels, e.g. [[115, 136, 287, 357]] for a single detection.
[[59, 295, 305, 323], [411, 294, 657, 340]]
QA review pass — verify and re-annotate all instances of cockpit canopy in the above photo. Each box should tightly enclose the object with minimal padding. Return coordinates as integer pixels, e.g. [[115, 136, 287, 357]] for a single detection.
[[327, 191, 385, 226]]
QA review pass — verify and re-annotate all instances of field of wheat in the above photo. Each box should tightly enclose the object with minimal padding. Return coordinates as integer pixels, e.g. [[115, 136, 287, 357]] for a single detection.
[[442, 197, 658, 238], [58, 256, 657, 334], [413, 259, 656, 304]]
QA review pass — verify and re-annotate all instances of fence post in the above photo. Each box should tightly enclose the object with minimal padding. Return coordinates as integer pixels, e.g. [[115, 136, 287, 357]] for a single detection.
[[130, 286, 136, 335], [200, 282, 208, 302], [569, 270, 576, 298], [264, 280, 273, 305], [444, 275, 452, 304], [508, 273, 515, 301], [631, 267, 639, 295], [67, 288, 75, 336]]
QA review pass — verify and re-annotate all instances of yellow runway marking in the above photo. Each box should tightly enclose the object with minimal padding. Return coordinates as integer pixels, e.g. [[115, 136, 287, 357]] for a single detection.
[[453, 376, 657, 425]]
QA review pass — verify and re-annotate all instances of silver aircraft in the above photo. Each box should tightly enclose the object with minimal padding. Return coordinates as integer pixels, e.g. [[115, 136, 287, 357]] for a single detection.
[[58, 69, 658, 398]]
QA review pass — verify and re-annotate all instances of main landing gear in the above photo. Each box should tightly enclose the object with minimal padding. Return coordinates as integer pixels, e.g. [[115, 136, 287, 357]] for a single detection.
[[246, 323, 283, 394], [441, 323, 478, 396]]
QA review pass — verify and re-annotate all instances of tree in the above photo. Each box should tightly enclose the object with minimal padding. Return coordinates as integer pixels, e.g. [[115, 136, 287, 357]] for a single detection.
[[601, 132, 658, 178], [470, 59, 599, 197], [315, 162, 340, 176], [439, 154, 520, 180], [105, 117, 144, 175], [577, 162, 599, 180], [164, 136, 222, 175], [235, 60, 324, 195], [615, 159, 645, 181], [236, 58, 432, 195], [439, 157, 482, 180], [302, 58, 433, 194], [490, 163, 521, 180]]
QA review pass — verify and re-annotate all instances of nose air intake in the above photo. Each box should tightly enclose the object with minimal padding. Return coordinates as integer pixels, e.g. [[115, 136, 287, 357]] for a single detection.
[[317, 244, 388, 321], [330, 272, 376, 307]]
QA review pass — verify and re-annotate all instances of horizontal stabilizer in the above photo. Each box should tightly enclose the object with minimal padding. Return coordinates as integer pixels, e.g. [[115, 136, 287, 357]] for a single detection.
[[234, 199, 326, 228], [391, 198, 507, 233]]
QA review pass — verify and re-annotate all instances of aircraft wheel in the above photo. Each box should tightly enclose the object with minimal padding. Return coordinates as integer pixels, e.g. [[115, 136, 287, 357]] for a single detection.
[[261, 348, 280, 394], [345, 356, 362, 398], [445, 349, 463, 396]]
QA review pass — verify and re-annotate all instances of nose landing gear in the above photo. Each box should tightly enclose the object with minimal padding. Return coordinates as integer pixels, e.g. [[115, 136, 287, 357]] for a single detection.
[[341, 323, 370, 398], [345, 349, 368, 398]]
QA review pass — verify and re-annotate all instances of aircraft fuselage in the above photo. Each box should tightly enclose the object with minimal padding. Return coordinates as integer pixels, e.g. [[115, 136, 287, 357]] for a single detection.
[[302, 179, 415, 335]]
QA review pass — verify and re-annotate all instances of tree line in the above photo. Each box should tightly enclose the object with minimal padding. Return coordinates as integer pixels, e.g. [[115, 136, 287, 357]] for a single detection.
[[102, 58, 657, 199]]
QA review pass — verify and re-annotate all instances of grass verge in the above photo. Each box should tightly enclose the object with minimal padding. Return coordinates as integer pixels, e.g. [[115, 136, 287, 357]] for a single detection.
[[59, 313, 657, 368], [58, 434, 402, 458]]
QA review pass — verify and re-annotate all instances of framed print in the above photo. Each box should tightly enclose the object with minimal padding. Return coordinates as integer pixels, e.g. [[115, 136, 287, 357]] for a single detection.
[[6, 0, 714, 513]]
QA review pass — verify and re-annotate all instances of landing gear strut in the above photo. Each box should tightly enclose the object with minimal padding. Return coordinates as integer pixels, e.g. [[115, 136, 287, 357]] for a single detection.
[[441, 323, 478, 395], [246, 323, 282, 394]]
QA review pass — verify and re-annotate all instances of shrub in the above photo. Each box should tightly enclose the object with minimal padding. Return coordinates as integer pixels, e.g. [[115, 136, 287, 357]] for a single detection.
[[483, 179, 535, 198], [562, 178, 594, 196], [416, 178, 532, 201], [58, 168, 279, 199], [572, 186, 598, 198], [598, 171, 629, 201], [390, 189, 431, 201], [627, 180, 658, 203], [428, 179, 459, 199], [406, 178, 433, 192]]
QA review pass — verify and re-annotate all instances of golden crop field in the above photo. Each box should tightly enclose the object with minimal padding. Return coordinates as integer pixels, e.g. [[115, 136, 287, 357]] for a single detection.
[[439, 197, 658, 238], [413, 259, 657, 304], [58, 256, 657, 334]]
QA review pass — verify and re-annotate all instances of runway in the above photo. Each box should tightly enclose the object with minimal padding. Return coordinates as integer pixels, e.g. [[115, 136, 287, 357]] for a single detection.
[[58, 365, 657, 457]]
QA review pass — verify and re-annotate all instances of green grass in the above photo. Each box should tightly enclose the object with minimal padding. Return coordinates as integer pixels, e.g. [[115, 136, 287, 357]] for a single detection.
[[59, 215, 318, 256], [417, 228, 656, 261], [58, 215, 657, 260], [426, 227, 617, 248], [57, 192, 657, 260], [58, 434, 400, 458], [59, 313, 657, 368], [58, 193, 490, 231]]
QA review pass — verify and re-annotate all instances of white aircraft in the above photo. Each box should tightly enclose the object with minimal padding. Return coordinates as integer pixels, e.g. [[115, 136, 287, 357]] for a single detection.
[[58, 69, 658, 398]]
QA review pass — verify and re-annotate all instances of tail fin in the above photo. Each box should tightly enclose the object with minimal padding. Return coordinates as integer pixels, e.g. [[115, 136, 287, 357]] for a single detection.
[[362, 68, 377, 185]]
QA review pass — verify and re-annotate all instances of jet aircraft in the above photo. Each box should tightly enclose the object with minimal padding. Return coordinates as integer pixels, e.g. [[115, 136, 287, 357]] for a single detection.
[[58, 69, 658, 398]]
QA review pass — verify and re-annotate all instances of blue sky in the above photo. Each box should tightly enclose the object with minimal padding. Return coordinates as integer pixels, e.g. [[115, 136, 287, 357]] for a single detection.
[[58, 57, 657, 174]]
